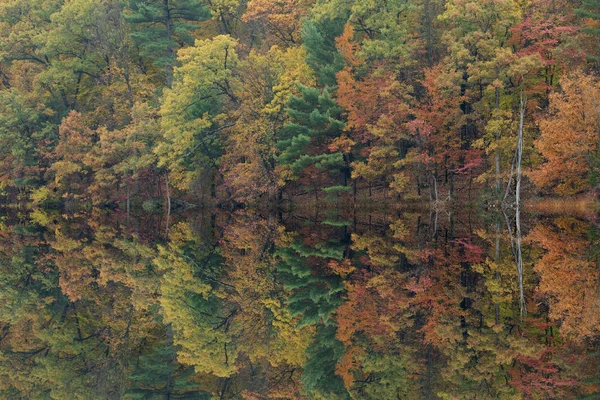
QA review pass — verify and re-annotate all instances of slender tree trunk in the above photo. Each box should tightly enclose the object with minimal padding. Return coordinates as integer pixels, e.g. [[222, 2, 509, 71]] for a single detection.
[[516, 90, 525, 210], [503, 89, 527, 204], [449, 171, 454, 200], [495, 221, 501, 325], [423, 0, 434, 66], [515, 90, 526, 318], [431, 173, 439, 204], [495, 86, 502, 194], [165, 172, 171, 238], [126, 182, 130, 228], [164, 0, 173, 87], [515, 191, 525, 318]]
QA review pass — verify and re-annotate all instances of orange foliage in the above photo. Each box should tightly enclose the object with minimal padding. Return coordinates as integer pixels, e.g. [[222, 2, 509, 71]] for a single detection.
[[530, 72, 600, 195], [529, 217, 599, 339], [242, 0, 313, 45]]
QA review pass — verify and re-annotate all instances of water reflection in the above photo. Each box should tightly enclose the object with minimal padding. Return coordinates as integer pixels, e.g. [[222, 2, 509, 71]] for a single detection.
[[0, 204, 598, 399]]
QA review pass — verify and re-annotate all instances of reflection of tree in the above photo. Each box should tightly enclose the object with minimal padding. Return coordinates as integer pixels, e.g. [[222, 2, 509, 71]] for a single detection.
[[0, 206, 598, 399], [0, 215, 167, 399], [126, 341, 211, 399], [530, 217, 600, 340], [302, 324, 348, 399], [276, 223, 350, 399], [336, 207, 599, 399], [155, 222, 237, 378], [215, 209, 311, 399]]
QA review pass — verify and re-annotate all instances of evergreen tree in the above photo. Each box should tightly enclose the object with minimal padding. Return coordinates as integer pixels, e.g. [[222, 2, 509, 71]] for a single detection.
[[125, 0, 211, 85], [276, 232, 350, 399], [576, 0, 600, 69], [276, 85, 347, 188], [277, 242, 345, 327], [301, 17, 346, 87]]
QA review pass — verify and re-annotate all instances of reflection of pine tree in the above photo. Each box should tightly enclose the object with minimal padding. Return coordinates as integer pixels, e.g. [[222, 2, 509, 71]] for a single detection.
[[276, 242, 345, 328], [302, 324, 349, 400], [276, 233, 349, 399]]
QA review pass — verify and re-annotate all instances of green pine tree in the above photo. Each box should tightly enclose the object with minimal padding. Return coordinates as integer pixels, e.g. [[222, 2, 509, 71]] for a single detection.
[[301, 17, 346, 87], [124, 0, 211, 85], [276, 85, 347, 187], [576, 0, 600, 69]]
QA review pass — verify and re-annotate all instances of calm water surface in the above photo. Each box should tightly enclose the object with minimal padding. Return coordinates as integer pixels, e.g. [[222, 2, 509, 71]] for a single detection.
[[0, 203, 598, 399]]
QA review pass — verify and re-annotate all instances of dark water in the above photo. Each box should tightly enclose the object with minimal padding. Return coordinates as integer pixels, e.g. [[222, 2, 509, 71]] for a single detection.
[[0, 203, 598, 399]]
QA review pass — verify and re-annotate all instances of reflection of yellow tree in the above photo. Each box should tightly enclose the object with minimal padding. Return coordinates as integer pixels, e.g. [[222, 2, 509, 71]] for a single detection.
[[155, 222, 237, 378], [219, 211, 312, 370], [155, 213, 313, 397]]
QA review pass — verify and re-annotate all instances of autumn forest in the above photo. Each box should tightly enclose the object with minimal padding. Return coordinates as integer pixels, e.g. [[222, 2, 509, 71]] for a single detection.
[[0, 0, 599, 398]]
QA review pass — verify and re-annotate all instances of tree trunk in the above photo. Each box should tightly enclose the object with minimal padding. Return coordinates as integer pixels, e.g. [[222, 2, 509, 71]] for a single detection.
[[495, 86, 501, 194], [165, 172, 171, 239], [516, 90, 525, 210], [164, 0, 173, 87]]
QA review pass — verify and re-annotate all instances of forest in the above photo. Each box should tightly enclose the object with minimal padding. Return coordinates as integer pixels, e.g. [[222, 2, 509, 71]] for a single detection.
[[0, 0, 600, 398], [0, 0, 598, 206]]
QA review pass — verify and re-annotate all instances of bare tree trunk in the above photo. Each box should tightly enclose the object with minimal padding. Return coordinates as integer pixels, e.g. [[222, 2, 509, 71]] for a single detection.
[[515, 92, 526, 317], [430, 173, 439, 205], [503, 208, 526, 319], [495, 221, 501, 325], [126, 182, 130, 228], [495, 87, 502, 194], [515, 193, 525, 318], [501, 90, 527, 318], [515, 90, 525, 210], [423, 0, 434, 66], [165, 172, 171, 239], [503, 89, 526, 203]]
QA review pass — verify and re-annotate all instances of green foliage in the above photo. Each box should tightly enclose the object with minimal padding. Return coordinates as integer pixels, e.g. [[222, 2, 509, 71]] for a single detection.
[[301, 324, 349, 399], [125, 0, 211, 79], [277, 238, 345, 329], [301, 18, 346, 87], [312, 0, 420, 65], [126, 344, 212, 399], [276, 85, 346, 179], [576, 0, 600, 34], [0, 1, 597, 397]]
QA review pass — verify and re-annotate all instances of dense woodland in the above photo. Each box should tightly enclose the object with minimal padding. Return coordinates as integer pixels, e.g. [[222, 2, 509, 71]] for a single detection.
[[0, 0, 598, 207], [0, 0, 600, 399]]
